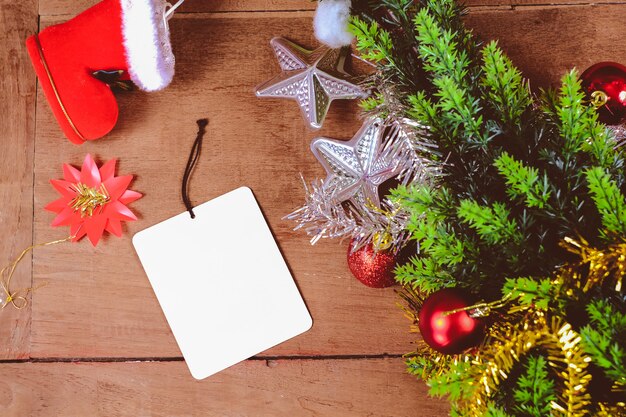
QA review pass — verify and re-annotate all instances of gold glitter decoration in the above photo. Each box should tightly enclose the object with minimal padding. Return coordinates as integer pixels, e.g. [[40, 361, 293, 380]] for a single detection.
[[560, 237, 625, 293], [460, 312, 592, 417], [70, 183, 110, 218]]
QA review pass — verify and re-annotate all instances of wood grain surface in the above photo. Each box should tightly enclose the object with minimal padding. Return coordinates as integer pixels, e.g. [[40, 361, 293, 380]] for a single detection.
[[0, 359, 447, 417], [0, 0, 38, 360], [39, 0, 316, 15], [37, 0, 626, 16], [466, 4, 626, 89], [1, 0, 626, 415]]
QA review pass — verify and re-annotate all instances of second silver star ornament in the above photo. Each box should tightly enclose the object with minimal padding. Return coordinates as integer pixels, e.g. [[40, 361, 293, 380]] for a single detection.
[[255, 37, 367, 129], [287, 117, 438, 252], [311, 118, 396, 209]]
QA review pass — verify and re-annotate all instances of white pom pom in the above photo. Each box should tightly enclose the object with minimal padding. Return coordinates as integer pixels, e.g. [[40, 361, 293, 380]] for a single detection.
[[314, 0, 353, 48]]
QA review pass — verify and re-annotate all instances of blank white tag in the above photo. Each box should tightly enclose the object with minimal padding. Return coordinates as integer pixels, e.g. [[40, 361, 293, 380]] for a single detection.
[[133, 187, 312, 379]]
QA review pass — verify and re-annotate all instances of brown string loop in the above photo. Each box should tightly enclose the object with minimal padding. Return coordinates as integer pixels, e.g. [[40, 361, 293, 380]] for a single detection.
[[182, 119, 209, 219]]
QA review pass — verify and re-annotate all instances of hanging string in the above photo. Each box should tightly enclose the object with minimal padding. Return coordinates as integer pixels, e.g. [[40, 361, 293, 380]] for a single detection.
[[1, 236, 73, 309], [182, 119, 209, 219], [442, 291, 514, 318], [165, 0, 185, 20], [162, 0, 185, 39]]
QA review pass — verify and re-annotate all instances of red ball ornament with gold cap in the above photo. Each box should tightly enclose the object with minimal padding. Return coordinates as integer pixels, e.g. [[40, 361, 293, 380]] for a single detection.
[[347, 238, 398, 288], [418, 288, 485, 354], [581, 62, 626, 125]]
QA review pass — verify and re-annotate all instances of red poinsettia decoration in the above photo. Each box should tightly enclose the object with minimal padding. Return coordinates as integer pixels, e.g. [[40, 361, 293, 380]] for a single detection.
[[45, 154, 142, 246]]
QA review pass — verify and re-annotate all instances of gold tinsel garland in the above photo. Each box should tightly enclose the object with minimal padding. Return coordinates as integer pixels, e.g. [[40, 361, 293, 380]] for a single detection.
[[559, 237, 625, 293], [462, 312, 592, 417], [401, 237, 626, 416]]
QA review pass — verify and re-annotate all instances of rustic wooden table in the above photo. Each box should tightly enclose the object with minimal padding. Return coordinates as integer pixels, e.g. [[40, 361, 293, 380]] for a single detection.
[[1, 0, 625, 415]]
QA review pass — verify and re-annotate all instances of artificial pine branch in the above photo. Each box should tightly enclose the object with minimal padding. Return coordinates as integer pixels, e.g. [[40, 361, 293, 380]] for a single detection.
[[457, 200, 522, 245], [349, 0, 626, 414], [484, 406, 514, 417], [512, 356, 557, 417], [494, 152, 552, 210], [502, 277, 560, 310], [586, 167, 626, 236], [480, 41, 531, 135], [579, 300, 626, 387]]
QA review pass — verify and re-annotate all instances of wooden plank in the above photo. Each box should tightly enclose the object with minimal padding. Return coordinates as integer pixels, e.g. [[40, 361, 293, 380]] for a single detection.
[[0, 359, 448, 416], [31, 14, 416, 358], [39, 0, 316, 16], [0, 0, 38, 360], [465, 4, 626, 89], [39, 0, 516, 17], [513, 0, 626, 6]]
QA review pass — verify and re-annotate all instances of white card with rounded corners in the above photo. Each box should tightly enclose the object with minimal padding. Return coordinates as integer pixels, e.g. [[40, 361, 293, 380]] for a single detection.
[[133, 187, 312, 379]]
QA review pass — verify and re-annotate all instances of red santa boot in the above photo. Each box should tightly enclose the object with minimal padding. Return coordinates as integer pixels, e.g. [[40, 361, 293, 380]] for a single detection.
[[26, 0, 181, 144]]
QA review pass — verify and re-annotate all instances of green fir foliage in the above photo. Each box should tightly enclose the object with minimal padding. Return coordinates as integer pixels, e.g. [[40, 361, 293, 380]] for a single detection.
[[350, 0, 626, 414], [457, 200, 522, 245], [484, 405, 514, 417], [350, 18, 393, 64], [513, 356, 557, 417], [426, 358, 476, 401], [502, 277, 557, 310], [579, 300, 626, 387], [586, 167, 626, 236], [354, 0, 625, 290], [481, 41, 531, 131], [494, 152, 551, 210], [555, 71, 615, 169], [359, 92, 386, 113]]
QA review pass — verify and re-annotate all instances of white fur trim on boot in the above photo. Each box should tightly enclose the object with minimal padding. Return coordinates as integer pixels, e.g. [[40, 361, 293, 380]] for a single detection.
[[120, 0, 175, 91], [314, 0, 353, 49]]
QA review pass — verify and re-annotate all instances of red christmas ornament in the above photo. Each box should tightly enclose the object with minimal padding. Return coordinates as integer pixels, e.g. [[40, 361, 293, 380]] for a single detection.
[[347, 239, 397, 288], [418, 288, 485, 354], [581, 62, 626, 125]]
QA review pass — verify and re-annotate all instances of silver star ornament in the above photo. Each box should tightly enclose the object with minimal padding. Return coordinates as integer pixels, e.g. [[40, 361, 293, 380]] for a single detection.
[[255, 37, 367, 129], [311, 118, 400, 209]]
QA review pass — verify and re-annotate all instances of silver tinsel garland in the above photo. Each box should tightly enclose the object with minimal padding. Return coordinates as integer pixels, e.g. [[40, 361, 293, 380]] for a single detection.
[[287, 116, 439, 253]]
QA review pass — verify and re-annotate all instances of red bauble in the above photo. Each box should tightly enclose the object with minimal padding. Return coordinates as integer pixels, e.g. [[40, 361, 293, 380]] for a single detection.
[[418, 288, 485, 354], [581, 62, 626, 125], [347, 239, 397, 288]]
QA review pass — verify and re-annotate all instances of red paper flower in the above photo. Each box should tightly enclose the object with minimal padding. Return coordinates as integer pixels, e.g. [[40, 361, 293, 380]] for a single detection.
[[45, 154, 142, 246]]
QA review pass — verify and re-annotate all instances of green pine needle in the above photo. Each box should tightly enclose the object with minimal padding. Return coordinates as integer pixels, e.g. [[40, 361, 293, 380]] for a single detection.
[[579, 299, 626, 386], [502, 277, 557, 310], [350, 18, 394, 64], [480, 41, 531, 131], [513, 356, 557, 417], [586, 167, 626, 236], [458, 200, 522, 245], [494, 152, 552, 209]]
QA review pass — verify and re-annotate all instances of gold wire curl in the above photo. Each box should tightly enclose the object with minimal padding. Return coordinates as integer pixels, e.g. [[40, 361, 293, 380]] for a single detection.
[[1, 236, 72, 310]]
